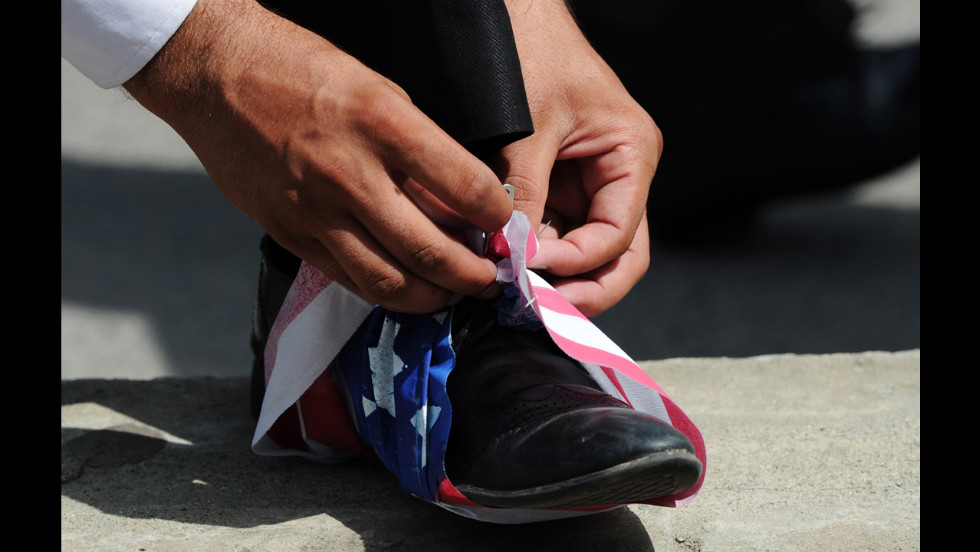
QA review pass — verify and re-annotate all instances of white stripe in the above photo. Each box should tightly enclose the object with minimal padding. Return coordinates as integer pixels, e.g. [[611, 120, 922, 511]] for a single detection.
[[577, 361, 627, 403], [616, 374, 671, 423], [253, 284, 374, 448], [534, 304, 633, 362]]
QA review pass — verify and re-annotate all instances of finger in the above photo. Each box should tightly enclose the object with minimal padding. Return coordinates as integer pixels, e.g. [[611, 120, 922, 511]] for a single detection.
[[330, 219, 488, 314], [529, 151, 652, 275], [545, 215, 650, 317], [541, 158, 591, 227], [375, 104, 513, 233], [275, 215, 457, 314], [348, 169, 504, 302], [402, 178, 469, 229], [537, 207, 564, 240], [496, 130, 561, 232]]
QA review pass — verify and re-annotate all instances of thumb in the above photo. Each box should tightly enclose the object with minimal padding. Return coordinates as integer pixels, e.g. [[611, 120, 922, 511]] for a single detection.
[[495, 133, 559, 233]]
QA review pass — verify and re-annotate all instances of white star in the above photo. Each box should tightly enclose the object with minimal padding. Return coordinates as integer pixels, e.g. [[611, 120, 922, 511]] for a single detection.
[[410, 405, 442, 436], [367, 317, 405, 417], [362, 395, 377, 417], [409, 405, 441, 468]]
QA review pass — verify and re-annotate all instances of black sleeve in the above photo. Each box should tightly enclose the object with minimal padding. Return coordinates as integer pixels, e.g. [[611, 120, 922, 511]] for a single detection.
[[258, 0, 534, 159]]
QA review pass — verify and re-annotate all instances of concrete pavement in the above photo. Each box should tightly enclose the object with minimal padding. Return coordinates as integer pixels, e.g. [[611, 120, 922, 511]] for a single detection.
[[62, 351, 920, 551]]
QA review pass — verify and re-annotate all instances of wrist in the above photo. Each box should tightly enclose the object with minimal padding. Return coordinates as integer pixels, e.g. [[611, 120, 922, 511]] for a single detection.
[[502, 0, 589, 55], [122, 0, 271, 131]]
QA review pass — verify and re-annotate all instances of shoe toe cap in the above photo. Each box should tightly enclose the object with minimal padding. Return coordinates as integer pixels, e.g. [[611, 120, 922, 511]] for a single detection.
[[460, 406, 697, 491]]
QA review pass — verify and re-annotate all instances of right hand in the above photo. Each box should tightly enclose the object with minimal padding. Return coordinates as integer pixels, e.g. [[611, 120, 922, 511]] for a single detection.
[[123, 0, 513, 313]]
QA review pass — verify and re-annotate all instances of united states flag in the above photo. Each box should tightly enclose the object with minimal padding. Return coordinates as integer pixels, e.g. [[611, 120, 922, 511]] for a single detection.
[[252, 212, 706, 524]]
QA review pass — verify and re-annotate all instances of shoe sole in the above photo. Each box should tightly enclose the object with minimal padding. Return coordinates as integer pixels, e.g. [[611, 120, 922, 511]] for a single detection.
[[453, 449, 703, 510]]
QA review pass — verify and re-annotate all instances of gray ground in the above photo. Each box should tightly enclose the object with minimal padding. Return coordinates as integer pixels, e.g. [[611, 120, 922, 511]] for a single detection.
[[62, 351, 919, 551]]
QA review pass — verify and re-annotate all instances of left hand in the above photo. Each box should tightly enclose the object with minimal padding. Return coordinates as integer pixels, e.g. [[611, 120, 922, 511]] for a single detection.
[[497, 0, 661, 317]]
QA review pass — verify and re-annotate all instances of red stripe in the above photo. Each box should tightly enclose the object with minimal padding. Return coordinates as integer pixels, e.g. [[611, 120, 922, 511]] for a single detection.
[[524, 228, 538, 261], [265, 403, 310, 453], [264, 263, 334, 381], [529, 280, 665, 393], [600, 366, 633, 408], [279, 263, 334, 328], [638, 395, 706, 507], [532, 286, 589, 319], [298, 369, 375, 458], [547, 331, 661, 392], [436, 478, 481, 506]]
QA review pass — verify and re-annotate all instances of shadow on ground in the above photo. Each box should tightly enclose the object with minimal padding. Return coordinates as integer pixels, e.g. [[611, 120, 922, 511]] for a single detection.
[[61, 157, 919, 378], [61, 378, 657, 551], [593, 189, 920, 359], [61, 159, 266, 378]]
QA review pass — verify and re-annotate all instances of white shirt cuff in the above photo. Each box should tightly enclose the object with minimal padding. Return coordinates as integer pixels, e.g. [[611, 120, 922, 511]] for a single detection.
[[61, 0, 200, 89]]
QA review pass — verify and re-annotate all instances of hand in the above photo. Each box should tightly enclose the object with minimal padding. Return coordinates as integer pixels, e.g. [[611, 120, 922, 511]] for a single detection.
[[498, 0, 660, 317], [123, 0, 513, 314]]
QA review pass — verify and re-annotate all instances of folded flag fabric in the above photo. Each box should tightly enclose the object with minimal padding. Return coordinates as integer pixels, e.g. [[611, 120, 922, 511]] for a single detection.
[[333, 304, 456, 504], [252, 211, 706, 523]]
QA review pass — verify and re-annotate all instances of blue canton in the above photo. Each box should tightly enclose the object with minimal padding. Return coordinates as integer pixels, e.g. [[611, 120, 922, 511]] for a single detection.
[[335, 306, 455, 502]]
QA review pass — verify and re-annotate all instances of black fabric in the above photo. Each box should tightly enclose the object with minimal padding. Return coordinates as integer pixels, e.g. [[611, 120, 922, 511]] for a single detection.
[[380, 1, 534, 159], [259, 0, 533, 160], [566, 0, 862, 199], [567, 0, 919, 242]]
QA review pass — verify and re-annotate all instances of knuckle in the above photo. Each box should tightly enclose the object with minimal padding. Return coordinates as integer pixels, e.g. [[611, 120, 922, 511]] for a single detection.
[[362, 269, 410, 303], [449, 166, 508, 226], [406, 239, 449, 273], [444, 164, 485, 200], [299, 152, 346, 190], [404, 239, 491, 298], [351, 87, 408, 140], [365, 273, 450, 314]]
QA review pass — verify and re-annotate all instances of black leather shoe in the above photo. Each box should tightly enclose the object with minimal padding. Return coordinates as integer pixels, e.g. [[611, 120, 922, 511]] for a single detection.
[[444, 298, 703, 509], [249, 244, 703, 509]]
